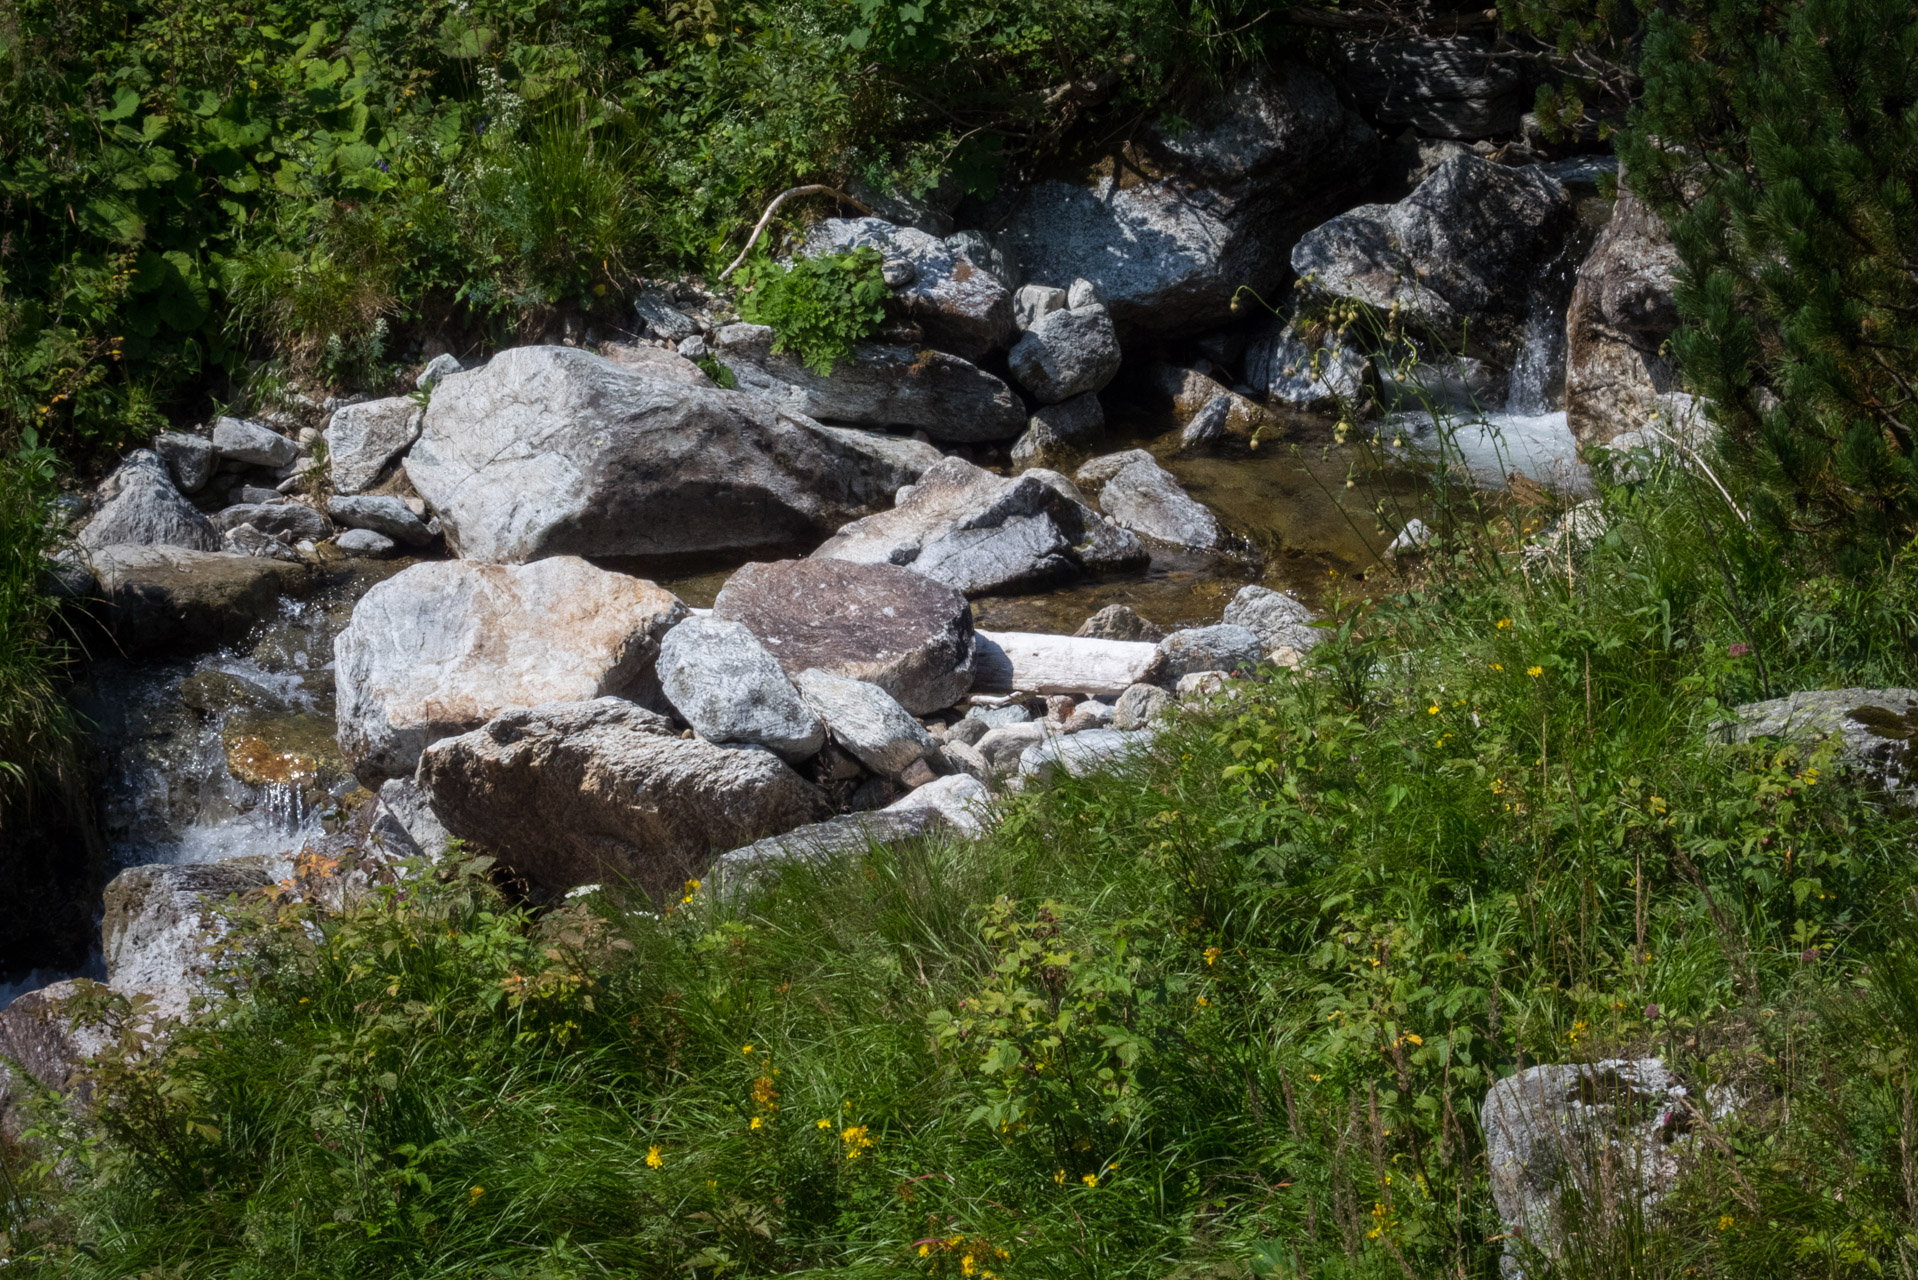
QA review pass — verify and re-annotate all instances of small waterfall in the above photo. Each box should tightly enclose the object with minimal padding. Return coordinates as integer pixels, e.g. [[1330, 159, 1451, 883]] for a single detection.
[[1505, 249, 1576, 416]]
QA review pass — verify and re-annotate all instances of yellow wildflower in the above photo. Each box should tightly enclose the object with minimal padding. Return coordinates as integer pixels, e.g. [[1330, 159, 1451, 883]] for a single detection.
[[1428, 704, 1440, 715], [1497, 618, 1512, 629], [741, 1044, 755, 1054], [1490, 662, 1503, 671], [1054, 1169, 1067, 1185], [1404, 1033, 1423, 1046], [750, 1116, 763, 1130], [1204, 946, 1222, 966], [962, 1256, 976, 1276], [920, 1244, 931, 1257], [1196, 995, 1210, 1008], [469, 1185, 484, 1199], [645, 1146, 663, 1169], [817, 1118, 832, 1129], [1718, 1215, 1734, 1231], [841, 1124, 874, 1159], [1082, 1173, 1098, 1188], [1527, 665, 1543, 677]]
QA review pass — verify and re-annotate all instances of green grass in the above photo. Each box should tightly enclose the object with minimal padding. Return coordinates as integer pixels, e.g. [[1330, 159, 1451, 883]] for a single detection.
[[0, 458, 73, 804], [8, 462, 1918, 1279]]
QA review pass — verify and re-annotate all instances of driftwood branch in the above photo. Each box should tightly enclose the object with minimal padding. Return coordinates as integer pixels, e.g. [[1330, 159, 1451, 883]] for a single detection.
[[718, 185, 872, 281]]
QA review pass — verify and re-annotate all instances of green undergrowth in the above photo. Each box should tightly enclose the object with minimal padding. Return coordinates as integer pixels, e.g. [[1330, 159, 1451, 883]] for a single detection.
[[6, 459, 1918, 1279]]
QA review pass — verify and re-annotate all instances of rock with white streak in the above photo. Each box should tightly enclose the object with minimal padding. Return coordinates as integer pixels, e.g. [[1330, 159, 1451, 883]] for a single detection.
[[371, 777, 452, 860], [324, 397, 425, 494], [1007, 305, 1122, 404], [213, 501, 329, 542], [80, 451, 222, 553], [711, 558, 975, 715], [1075, 450, 1224, 551], [224, 523, 304, 561], [971, 630, 1163, 697], [405, 345, 944, 563], [794, 669, 936, 777], [334, 556, 687, 783], [714, 809, 949, 893], [657, 617, 825, 762], [800, 218, 1015, 359], [417, 698, 827, 898], [812, 456, 1146, 597], [714, 324, 1026, 443]]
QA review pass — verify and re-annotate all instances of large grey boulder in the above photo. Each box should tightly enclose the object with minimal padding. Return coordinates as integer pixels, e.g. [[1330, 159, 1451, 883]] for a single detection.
[[1483, 1060, 1699, 1278], [794, 669, 936, 778], [102, 858, 274, 1019], [80, 451, 221, 553], [417, 698, 827, 899], [1007, 305, 1121, 404], [153, 432, 215, 493], [211, 416, 299, 469], [1074, 451, 1223, 551], [1565, 184, 1681, 446], [326, 494, 435, 546], [657, 617, 826, 762], [1158, 624, 1264, 680], [1291, 153, 1575, 364], [813, 456, 1146, 596], [799, 218, 1014, 359], [1002, 64, 1376, 333], [324, 397, 424, 494], [1011, 393, 1106, 472], [711, 558, 975, 715], [1344, 36, 1525, 140], [1223, 585, 1320, 657], [1722, 688, 1918, 799], [405, 345, 944, 564], [714, 324, 1026, 443], [0, 980, 108, 1139], [334, 556, 687, 783], [86, 544, 307, 653]]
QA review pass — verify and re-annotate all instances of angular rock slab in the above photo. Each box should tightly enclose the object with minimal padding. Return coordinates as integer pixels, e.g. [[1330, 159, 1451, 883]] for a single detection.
[[1019, 728, 1155, 784], [710, 558, 975, 715], [1565, 183, 1681, 446], [1291, 153, 1574, 363], [1007, 305, 1122, 404], [800, 218, 1015, 360], [80, 450, 221, 554], [794, 669, 936, 777], [1075, 450, 1224, 551], [887, 773, 992, 835], [87, 544, 308, 654], [417, 698, 828, 899], [1158, 624, 1265, 680], [972, 630, 1163, 698], [103, 858, 275, 1019], [212, 416, 299, 468], [1723, 687, 1918, 799], [813, 456, 1146, 597], [405, 345, 944, 564], [334, 556, 687, 784], [324, 396, 425, 494], [714, 808, 948, 896], [154, 432, 216, 493], [327, 494, 436, 545], [1223, 585, 1320, 656], [714, 324, 1026, 443], [657, 617, 825, 762]]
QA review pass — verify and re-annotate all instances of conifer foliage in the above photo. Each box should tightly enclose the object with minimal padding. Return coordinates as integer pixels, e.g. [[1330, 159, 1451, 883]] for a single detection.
[[1622, 0, 1918, 571]]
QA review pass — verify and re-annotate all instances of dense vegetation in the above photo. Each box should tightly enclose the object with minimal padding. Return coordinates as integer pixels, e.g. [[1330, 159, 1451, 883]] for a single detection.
[[8, 452, 1918, 1278]]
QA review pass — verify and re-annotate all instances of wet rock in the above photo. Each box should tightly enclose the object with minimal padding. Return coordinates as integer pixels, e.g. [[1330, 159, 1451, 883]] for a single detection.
[[406, 345, 943, 562], [800, 218, 1015, 360], [1180, 396, 1232, 450], [886, 773, 991, 834], [657, 617, 826, 762], [711, 558, 975, 715], [1344, 36, 1525, 140], [324, 397, 425, 494], [1007, 304, 1122, 404], [417, 697, 828, 898], [103, 858, 274, 1019], [794, 669, 936, 778], [87, 544, 308, 653], [1158, 624, 1264, 680], [1722, 688, 1918, 798], [1019, 728, 1154, 783], [714, 323, 1026, 443], [80, 450, 221, 554], [326, 494, 435, 546], [1223, 585, 1320, 656], [972, 629, 1164, 698], [335, 556, 687, 784], [714, 808, 948, 894], [1075, 603, 1164, 644], [214, 501, 329, 542], [1565, 183, 1681, 446], [1291, 153, 1575, 364], [1483, 1059, 1698, 1277], [154, 431, 216, 493], [812, 456, 1145, 597], [212, 416, 299, 469], [370, 777, 453, 860], [416, 353, 462, 391], [1003, 64, 1376, 333], [1074, 450, 1224, 551], [221, 708, 344, 791], [178, 669, 284, 718], [1246, 319, 1374, 413], [1111, 682, 1173, 730], [336, 527, 396, 557], [1011, 393, 1107, 472]]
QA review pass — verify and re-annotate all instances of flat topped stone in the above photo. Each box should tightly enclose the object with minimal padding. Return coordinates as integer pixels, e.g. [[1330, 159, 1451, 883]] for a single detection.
[[711, 558, 976, 715]]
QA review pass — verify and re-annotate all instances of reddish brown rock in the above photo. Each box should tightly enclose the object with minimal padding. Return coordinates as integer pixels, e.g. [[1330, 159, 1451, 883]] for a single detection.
[[712, 559, 976, 714]]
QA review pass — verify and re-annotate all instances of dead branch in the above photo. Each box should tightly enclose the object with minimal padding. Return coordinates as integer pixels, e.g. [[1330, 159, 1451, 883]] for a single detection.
[[718, 185, 872, 281]]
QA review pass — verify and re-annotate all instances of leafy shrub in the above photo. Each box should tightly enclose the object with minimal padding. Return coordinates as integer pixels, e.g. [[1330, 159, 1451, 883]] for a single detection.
[[735, 247, 889, 375]]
